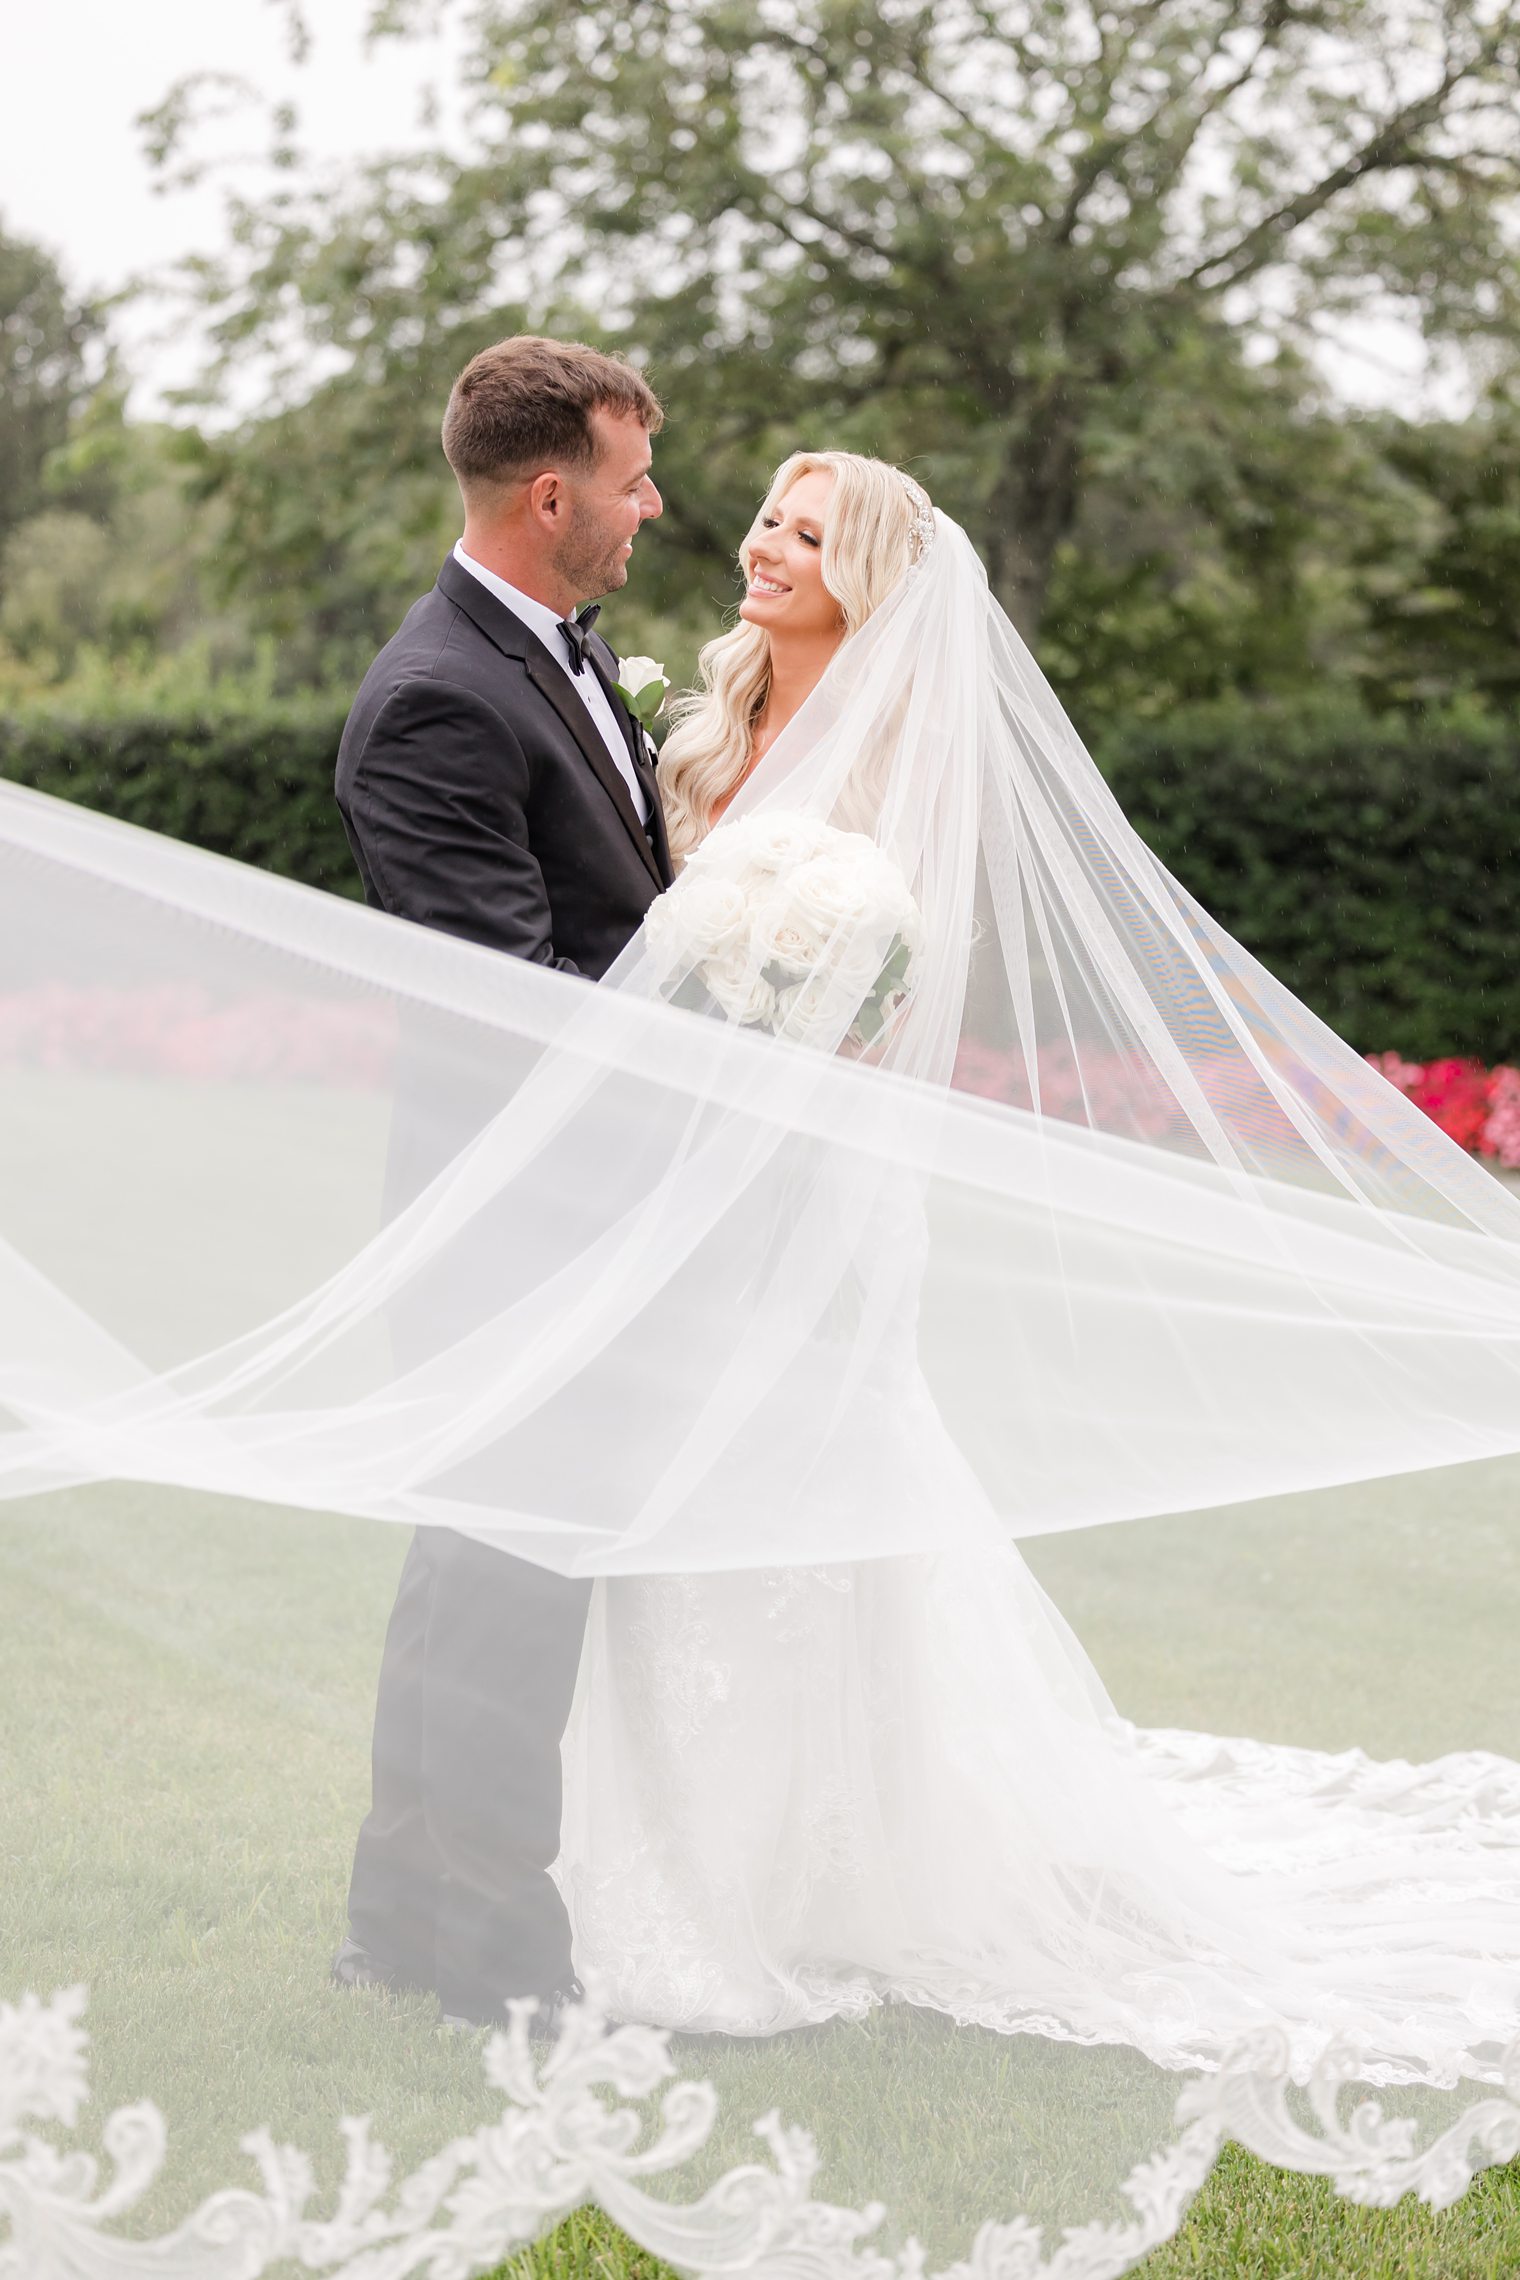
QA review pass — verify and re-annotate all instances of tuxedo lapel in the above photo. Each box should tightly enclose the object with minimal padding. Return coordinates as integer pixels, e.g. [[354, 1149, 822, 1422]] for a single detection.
[[587, 641, 673, 888], [525, 653, 666, 888], [438, 556, 665, 889], [639, 749, 673, 886]]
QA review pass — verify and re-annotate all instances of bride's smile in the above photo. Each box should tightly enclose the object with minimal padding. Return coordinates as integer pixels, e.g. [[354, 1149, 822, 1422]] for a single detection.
[[738, 466, 838, 638]]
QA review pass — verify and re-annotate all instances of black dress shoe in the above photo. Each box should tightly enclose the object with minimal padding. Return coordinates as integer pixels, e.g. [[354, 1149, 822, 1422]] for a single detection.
[[439, 1975, 586, 2039], [331, 1937, 398, 1991], [533, 1975, 588, 2043]]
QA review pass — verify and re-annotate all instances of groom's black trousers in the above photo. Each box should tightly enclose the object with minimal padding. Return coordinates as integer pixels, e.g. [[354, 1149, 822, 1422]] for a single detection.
[[348, 1525, 591, 2013], [347, 1036, 592, 2017]]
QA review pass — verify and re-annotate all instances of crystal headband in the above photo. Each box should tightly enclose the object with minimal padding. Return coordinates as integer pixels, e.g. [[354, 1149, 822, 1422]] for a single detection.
[[897, 471, 936, 564]]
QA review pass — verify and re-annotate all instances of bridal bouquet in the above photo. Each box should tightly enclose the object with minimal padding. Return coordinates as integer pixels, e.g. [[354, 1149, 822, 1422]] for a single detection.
[[645, 812, 923, 1049]]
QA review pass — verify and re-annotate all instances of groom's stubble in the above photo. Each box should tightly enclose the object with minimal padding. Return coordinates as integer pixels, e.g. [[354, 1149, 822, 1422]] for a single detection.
[[547, 408, 661, 606], [553, 512, 633, 606]]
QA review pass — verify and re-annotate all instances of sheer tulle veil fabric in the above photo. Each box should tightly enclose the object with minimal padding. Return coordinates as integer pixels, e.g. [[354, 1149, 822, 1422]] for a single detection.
[[5, 508, 1520, 2276]]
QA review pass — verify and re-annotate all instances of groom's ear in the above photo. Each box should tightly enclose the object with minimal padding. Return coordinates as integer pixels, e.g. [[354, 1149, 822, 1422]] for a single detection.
[[527, 469, 568, 527]]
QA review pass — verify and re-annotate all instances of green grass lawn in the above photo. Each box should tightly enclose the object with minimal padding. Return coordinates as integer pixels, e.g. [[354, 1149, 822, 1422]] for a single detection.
[[6, 1459, 1520, 2279]]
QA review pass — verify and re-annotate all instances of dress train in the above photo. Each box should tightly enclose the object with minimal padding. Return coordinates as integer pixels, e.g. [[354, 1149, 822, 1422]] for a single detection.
[[558, 1547, 1520, 2084]]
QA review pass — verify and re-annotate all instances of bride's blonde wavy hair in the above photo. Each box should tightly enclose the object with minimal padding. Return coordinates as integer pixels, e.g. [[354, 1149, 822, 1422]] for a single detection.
[[659, 452, 923, 865]]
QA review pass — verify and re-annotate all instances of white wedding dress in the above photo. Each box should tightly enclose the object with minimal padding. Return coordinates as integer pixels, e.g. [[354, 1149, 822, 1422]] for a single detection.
[[560, 1541, 1520, 2083]]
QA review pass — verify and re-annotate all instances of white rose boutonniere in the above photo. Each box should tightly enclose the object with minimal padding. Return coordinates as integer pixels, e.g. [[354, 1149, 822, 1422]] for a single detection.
[[614, 655, 671, 726]]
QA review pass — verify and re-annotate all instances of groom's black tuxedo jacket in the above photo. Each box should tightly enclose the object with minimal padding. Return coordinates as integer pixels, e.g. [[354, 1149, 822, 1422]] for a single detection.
[[335, 552, 673, 978]]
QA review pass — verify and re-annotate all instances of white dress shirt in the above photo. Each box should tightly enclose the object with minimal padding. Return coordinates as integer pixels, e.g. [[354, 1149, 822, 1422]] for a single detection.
[[452, 541, 649, 823]]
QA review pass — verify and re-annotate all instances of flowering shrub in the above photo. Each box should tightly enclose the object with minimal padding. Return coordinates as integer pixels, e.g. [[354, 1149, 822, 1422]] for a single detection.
[[954, 1038, 1182, 1140], [955, 1038, 1520, 1170], [0, 986, 394, 1086], [1485, 1068, 1520, 1168], [1364, 1052, 1520, 1169], [951, 1038, 1309, 1153]]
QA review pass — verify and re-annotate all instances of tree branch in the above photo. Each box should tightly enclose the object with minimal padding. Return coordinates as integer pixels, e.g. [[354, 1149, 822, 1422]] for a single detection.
[[1047, 0, 1299, 249], [1176, 44, 1496, 297]]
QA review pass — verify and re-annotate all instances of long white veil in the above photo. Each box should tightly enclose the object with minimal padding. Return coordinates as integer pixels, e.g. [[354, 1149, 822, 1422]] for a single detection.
[[5, 511, 1520, 2278]]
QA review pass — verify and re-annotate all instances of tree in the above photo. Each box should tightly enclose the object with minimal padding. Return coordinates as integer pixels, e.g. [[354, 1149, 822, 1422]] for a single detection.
[[1033, 330, 1449, 731], [0, 396, 264, 691], [1357, 392, 1520, 705], [0, 221, 100, 571], [163, 0, 1520, 636]]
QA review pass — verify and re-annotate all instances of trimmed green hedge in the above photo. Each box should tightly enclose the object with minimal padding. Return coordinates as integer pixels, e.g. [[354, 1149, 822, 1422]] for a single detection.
[[2, 691, 1517, 1059], [1096, 701, 1520, 1062], [0, 693, 359, 898]]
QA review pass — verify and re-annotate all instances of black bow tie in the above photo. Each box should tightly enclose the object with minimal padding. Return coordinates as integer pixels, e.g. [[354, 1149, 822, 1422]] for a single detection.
[[559, 605, 601, 674]]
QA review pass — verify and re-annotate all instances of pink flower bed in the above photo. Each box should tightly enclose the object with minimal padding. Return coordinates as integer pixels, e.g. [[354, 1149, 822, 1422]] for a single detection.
[[954, 1038, 1520, 1170], [9, 993, 1515, 1161], [0, 985, 394, 1086], [1364, 1053, 1520, 1169], [952, 1037, 1304, 1151]]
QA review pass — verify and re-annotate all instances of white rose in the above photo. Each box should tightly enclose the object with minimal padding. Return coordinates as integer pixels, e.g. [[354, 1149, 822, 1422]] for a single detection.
[[832, 933, 902, 1000], [785, 850, 881, 944], [618, 654, 668, 700], [895, 902, 924, 957], [803, 840, 922, 976], [671, 874, 751, 961], [722, 810, 834, 874], [751, 887, 828, 976], [704, 952, 779, 1029], [641, 886, 684, 971], [879, 861, 923, 941], [772, 977, 850, 1050], [682, 829, 754, 886], [614, 655, 671, 726]]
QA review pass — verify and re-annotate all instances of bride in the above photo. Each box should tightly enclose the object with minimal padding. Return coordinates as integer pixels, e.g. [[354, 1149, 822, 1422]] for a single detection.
[[557, 451, 1520, 2084]]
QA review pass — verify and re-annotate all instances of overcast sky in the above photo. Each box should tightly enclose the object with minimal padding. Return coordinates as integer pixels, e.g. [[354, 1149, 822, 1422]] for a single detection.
[[1, 0, 462, 407], [1, 0, 1471, 422]]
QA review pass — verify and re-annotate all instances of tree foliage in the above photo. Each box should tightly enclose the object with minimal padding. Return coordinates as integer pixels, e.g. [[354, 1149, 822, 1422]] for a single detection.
[[0, 400, 259, 693], [0, 221, 101, 569], [0, 222, 265, 692], [1359, 393, 1520, 705], [1102, 697, 1520, 1059], [164, 0, 1520, 643], [0, 679, 355, 890]]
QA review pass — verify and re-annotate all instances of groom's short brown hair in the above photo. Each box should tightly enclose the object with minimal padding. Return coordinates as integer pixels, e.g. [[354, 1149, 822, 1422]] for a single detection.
[[442, 335, 663, 492]]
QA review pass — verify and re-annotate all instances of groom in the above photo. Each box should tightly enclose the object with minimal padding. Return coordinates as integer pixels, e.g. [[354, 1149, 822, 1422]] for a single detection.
[[332, 334, 671, 2028]]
